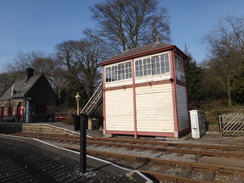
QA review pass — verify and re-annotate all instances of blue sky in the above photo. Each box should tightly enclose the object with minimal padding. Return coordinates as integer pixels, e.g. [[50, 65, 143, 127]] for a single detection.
[[0, 0, 243, 73]]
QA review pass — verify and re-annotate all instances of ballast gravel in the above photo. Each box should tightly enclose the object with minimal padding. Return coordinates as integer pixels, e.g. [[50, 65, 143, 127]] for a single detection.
[[58, 143, 198, 163], [0, 136, 137, 183]]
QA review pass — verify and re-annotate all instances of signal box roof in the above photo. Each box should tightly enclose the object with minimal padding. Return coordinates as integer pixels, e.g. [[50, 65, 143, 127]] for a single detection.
[[99, 42, 188, 66]]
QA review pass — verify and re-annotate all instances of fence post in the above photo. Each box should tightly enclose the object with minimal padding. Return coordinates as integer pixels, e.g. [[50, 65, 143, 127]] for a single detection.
[[218, 115, 223, 137]]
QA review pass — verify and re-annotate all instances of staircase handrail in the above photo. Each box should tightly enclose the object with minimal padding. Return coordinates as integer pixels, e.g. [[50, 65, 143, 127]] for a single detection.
[[81, 82, 102, 114], [85, 90, 102, 115]]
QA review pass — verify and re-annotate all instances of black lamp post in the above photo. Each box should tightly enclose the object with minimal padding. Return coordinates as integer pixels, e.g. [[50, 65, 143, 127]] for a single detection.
[[80, 114, 87, 174], [75, 92, 87, 174]]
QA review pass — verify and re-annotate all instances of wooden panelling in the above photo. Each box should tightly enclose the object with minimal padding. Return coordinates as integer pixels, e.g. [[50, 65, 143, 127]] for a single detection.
[[136, 84, 174, 132], [134, 75, 171, 84], [105, 88, 134, 131], [105, 79, 133, 88], [176, 85, 189, 131]]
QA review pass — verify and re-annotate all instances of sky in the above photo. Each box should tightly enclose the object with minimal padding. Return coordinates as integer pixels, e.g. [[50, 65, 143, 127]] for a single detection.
[[0, 0, 244, 73]]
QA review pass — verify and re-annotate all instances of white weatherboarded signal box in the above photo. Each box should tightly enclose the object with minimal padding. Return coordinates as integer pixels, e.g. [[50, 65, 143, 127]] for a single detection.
[[190, 110, 206, 139], [99, 42, 191, 138]]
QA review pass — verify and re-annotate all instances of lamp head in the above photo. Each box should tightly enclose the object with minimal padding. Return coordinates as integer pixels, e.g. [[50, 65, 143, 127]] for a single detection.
[[75, 92, 81, 101]]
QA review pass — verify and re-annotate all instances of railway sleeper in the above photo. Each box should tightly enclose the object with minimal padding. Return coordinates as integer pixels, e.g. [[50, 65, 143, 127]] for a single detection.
[[202, 170, 215, 182], [86, 137, 244, 152], [177, 168, 192, 178]]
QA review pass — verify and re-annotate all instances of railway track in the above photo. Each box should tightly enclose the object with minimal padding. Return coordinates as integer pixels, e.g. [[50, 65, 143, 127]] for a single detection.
[[63, 146, 244, 183], [9, 132, 244, 182], [12, 132, 244, 159]]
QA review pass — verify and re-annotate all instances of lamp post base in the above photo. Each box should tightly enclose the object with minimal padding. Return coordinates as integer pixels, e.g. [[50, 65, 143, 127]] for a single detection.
[[80, 114, 88, 174]]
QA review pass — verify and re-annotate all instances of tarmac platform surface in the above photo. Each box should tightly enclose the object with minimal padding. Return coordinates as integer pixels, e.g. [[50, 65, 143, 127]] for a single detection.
[[0, 122, 152, 183]]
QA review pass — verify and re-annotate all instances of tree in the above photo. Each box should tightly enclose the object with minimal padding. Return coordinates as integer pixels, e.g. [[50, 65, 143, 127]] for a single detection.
[[55, 40, 86, 107], [2, 52, 59, 97], [232, 73, 244, 104], [85, 0, 171, 53], [0, 72, 16, 97], [55, 37, 111, 108], [202, 16, 244, 105], [184, 47, 204, 108], [6, 51, 58, 81]]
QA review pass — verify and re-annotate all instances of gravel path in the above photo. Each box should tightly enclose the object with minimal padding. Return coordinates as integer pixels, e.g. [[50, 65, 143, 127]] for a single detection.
[[0, 136, 137, 183]]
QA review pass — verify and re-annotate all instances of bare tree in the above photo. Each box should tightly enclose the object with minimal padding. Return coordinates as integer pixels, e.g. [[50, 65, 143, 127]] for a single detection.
[[6, 51, 58, 79], [202, 16, 244, 105], [55, 40, 81, 81], [76, 38, 108, 97], [85, 0, 171, 53], [55, 37, 111, 107], [0, 72, 16, 96]]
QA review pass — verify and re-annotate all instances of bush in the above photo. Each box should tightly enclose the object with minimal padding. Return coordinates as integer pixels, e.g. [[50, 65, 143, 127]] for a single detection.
[[200, 101, 244, 124], [62, 117, 74, 125]]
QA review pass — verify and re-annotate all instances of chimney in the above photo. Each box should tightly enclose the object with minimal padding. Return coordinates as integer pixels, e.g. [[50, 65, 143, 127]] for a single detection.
[[25, 68, 34, 82]]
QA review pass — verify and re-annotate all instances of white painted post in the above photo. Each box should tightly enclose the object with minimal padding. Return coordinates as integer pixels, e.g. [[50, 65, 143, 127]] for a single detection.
[[75, 92, 80, 115], [26, 99, 29, 123]]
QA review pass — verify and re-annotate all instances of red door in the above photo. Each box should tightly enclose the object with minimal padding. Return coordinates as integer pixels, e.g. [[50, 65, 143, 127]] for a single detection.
[[17, 102, 21, 121], [7, 105, 13, 116]]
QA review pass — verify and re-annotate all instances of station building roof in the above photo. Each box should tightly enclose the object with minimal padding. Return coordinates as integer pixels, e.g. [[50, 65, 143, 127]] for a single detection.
[[0, 74, 43, 100]]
